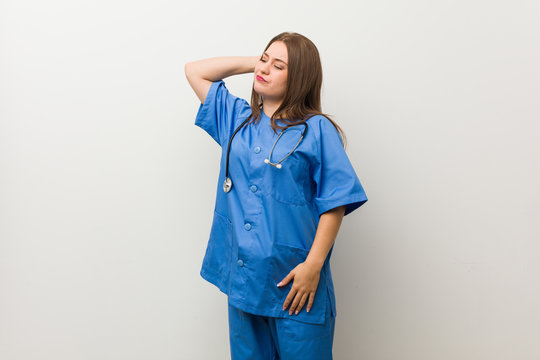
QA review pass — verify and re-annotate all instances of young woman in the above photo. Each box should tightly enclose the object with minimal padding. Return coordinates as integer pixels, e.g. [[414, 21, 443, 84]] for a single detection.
[[185, 32, 368, 360]]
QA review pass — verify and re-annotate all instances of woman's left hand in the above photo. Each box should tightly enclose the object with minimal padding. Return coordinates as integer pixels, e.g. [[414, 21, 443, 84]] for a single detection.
[[278, 261, 321, 315]]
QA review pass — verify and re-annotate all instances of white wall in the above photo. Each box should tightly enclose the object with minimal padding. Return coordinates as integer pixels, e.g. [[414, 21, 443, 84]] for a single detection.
[[1, 0, 539, 359]]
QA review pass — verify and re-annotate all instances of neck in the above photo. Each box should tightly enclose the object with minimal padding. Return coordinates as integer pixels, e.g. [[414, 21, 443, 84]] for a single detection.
[[262, 98, 282, 119]]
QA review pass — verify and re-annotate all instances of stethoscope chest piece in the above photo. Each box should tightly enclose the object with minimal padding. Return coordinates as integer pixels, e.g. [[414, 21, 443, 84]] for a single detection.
[[223, 177, 232, 193]]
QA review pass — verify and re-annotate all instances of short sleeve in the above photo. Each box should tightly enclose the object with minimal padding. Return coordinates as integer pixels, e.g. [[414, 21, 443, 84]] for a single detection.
[[194, 80, 249, 147], [312, 118, 368, 217]]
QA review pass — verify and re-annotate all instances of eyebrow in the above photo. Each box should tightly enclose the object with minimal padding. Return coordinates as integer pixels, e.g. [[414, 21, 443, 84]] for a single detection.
[[263, 52, 288, 65]]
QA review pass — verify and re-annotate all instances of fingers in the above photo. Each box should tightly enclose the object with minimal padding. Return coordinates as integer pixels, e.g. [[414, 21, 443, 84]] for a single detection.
[[284, 290, 303, 315], [306, 291, 315, 313], [284, 291, 311, 315], [289, 292, 309, 315], [277, 270, 295, 287], [282, 290, 295, 311]]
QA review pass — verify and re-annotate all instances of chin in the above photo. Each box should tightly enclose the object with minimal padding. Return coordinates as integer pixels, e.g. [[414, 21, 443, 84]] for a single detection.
[[253, 84, 266, 97]]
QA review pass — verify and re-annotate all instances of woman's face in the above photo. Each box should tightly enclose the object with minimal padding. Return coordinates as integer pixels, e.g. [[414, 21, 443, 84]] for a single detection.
[[253, 41, 288, 103]]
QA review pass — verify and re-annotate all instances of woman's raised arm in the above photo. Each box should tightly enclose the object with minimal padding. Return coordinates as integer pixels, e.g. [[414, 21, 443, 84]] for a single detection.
[[184, 56, 259, 103]]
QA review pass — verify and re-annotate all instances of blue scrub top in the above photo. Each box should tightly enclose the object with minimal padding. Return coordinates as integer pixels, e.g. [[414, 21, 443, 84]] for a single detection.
[[194, 80, 368, 325]]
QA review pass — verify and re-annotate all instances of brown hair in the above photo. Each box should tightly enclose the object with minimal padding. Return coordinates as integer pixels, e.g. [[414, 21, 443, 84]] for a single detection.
[[245, 32, 348, 149]]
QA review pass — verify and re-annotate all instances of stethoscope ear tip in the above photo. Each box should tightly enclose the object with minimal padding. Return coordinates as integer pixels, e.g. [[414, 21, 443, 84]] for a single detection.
[[264, 158, 282, 169]]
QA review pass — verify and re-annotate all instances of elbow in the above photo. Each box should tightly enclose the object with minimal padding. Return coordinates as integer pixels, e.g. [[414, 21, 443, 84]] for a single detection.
[[184, 62, 193, 80]]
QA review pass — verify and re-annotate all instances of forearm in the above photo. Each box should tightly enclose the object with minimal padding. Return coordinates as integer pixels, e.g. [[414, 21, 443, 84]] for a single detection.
[[185, 56, 259, 82], [305, 205, 346, 271]]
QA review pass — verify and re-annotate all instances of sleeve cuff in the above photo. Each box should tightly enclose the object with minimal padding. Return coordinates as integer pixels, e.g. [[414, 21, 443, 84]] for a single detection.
[[194, 80, 224, 145], [315, 193, 368, 217]]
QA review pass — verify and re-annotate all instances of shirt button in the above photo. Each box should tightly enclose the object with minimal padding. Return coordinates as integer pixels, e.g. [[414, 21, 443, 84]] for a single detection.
[[244, 223, 252, 231], [237, 259, 244, 267], [254, 146, 261, 154], [250, 185, 258, 192]]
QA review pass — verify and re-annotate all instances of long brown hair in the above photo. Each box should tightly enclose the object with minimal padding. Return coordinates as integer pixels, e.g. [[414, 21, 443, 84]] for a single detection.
[[245, 32, 348, 149]]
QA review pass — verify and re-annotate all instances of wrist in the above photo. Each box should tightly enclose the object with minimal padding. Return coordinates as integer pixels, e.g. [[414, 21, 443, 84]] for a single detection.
[[304, 256, 324, 272], [251, 55, 259, 72]]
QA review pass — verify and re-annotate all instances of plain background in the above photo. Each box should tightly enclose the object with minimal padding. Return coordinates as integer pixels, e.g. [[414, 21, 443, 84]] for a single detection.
[[1, 0, 539, 359]]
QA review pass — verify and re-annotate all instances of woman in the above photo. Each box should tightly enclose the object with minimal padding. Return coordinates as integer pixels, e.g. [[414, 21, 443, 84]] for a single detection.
[[185, 32, 368, 360]]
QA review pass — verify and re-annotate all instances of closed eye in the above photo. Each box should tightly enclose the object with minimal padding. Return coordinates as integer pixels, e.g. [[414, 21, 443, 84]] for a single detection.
[[260, 58, 283, 70]]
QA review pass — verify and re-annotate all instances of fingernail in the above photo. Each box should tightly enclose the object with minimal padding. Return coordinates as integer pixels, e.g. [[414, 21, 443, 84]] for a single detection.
[[277, 282, 282, 287], [307, 308, 310, 313], [295, 310, 298, 315]]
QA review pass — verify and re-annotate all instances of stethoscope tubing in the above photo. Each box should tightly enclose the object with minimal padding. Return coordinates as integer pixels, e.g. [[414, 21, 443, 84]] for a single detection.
[[225, 117, 252, 181], [224, 116, 308, 193]]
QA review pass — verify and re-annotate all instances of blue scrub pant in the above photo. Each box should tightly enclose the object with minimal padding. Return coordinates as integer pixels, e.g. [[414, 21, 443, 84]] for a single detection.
[[227, 301, 335, 360]]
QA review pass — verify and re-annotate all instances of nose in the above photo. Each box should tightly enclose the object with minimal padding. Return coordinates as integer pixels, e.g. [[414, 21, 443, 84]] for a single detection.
[[260, 60, 270, 74]]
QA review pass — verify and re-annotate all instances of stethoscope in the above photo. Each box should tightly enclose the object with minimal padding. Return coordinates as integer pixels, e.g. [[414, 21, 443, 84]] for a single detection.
[[223, 117, 308, 193]]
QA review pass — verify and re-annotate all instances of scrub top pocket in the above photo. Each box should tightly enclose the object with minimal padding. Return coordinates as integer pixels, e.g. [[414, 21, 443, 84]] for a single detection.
[[201, 210, 233, 278], [267, 242, 329, 325], [265, 155, 308, 206]]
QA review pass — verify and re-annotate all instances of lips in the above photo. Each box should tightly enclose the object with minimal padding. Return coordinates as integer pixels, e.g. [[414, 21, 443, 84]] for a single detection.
[[256, 75, 266, 82]]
